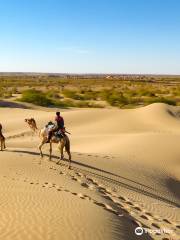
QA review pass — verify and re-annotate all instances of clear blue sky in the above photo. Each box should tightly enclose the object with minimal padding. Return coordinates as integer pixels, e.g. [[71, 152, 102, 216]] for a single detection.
[[0, 0, 180, 74]]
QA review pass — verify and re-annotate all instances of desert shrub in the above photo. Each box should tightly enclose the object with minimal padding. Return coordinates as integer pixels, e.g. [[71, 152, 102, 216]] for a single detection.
[[3, 91, 12, 98], [46, 90, 61, 99], [59, 99, 89, 108], [62, 89, 80, 99], [62, 89, 97, 101], [0, 88, 4, 98], [79, 90, 99, 100], [125, 97, 142, 105], [172, 88, 180, 97], [0, 87, 12, 98], [54, 99, 103, 108], [19, 89, 53, 106], [125, 90, 137, 97], [135, 88, 156, 97], [100, 90, 129, 106]]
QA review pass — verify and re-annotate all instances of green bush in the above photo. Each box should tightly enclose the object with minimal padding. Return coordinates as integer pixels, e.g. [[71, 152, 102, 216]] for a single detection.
[[100, 90, 129, 107], [19, 89, 53, 106], [134, 88, 156, 97], [54, 99, 103, 108], [62, 89, 96, 101], [46, 90, 61, 99], [81, 90, 99, 100], [62, 89, 80, 99]]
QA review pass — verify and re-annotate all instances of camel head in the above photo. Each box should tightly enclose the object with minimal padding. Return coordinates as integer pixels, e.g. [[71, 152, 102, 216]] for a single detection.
[[25, 118, 38, 132]]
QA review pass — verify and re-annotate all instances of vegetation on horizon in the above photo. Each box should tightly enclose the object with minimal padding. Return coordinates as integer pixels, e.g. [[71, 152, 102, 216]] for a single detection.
[[0, 75, 180, 108]]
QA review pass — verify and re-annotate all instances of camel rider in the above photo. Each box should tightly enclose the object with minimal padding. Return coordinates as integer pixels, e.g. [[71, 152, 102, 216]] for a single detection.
[[46, 112, 65, 143]]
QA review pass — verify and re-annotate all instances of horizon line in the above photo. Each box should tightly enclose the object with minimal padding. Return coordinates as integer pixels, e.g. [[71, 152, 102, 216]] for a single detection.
[[0, 71, 180, 77]]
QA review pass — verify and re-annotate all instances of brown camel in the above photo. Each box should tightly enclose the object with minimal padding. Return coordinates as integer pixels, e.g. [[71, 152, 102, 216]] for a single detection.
[[25, 118, 38, 132], [25, 118, 71, 168], [0, 123, 6, 151]]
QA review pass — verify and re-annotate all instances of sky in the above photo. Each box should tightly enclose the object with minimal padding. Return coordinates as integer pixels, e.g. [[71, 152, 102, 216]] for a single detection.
[[0, 0, 180, 74]]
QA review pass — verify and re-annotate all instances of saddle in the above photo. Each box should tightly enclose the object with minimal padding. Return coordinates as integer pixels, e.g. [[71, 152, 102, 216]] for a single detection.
[[54, 130, 65, 139]]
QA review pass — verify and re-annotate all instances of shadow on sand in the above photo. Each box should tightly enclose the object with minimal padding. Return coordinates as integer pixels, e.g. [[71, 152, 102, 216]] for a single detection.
[[0, 100, 28, 109], [7, 148, 180, 208]]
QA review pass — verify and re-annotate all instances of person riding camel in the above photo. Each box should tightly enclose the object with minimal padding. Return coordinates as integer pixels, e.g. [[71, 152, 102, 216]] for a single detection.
[[46, 112, 65, 143]]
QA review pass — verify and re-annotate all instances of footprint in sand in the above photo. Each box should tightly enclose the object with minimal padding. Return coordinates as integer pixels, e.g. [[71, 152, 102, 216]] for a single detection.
[[75, 172, 84, 178], [77, 193, 85, 199], [86, 177, 98, 186], [93, 201, 118, 215], [64, 189, 70, 192], [6, 174, 132, 221], [125, 201, 134, 206], [145, 212, 153, 217], [133, 206, 141, 211], [114, 201, 125, 208], [83, 194, 91, 201], [103, 195, 113, 201], [151, 222, 160, 229], [131, 219, 141, 227], [140, 214, 150, 220], [71, 176, 77, 181], [163, 218, 172, 224], [81, 182, 89, 188]]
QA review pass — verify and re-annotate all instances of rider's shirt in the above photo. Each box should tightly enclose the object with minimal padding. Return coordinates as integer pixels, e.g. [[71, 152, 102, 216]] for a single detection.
[[55, 116, 64, 129]]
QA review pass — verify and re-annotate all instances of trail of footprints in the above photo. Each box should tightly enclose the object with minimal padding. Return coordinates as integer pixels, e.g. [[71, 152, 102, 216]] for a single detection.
[[3, 166, 180, 240], [6, 131, 34, 140], [69, 171, 180, 239]]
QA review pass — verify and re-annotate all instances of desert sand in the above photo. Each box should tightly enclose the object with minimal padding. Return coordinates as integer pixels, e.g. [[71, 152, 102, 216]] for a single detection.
[[0, 103, 179, 240]]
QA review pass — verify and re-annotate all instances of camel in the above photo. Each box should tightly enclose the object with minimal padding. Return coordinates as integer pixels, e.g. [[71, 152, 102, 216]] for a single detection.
[[25, 118, 71, 168], [25, 118, 38, 132], [0, 123, 6, 151]]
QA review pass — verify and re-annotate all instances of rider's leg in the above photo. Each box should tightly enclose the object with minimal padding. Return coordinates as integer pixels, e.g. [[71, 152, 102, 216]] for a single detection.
[[46, 126, 58, 143]]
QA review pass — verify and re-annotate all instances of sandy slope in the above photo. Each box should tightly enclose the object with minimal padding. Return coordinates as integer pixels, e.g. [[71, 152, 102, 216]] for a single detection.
[[0, 103, 180, 240]]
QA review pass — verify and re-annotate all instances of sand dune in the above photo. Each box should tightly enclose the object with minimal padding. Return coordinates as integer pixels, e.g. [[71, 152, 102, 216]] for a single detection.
[[0, 103, 180, 240]]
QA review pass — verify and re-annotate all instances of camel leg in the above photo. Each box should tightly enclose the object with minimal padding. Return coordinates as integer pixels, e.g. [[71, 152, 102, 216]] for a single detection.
[[38, 140, 45, 163], [56, 141, 64, 165], [67, 150, 71, 169], [60, 140, 65, 160], [2, 137, 6, 150], [64, 137, 71, 169], [49, 142, 52, 161]]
